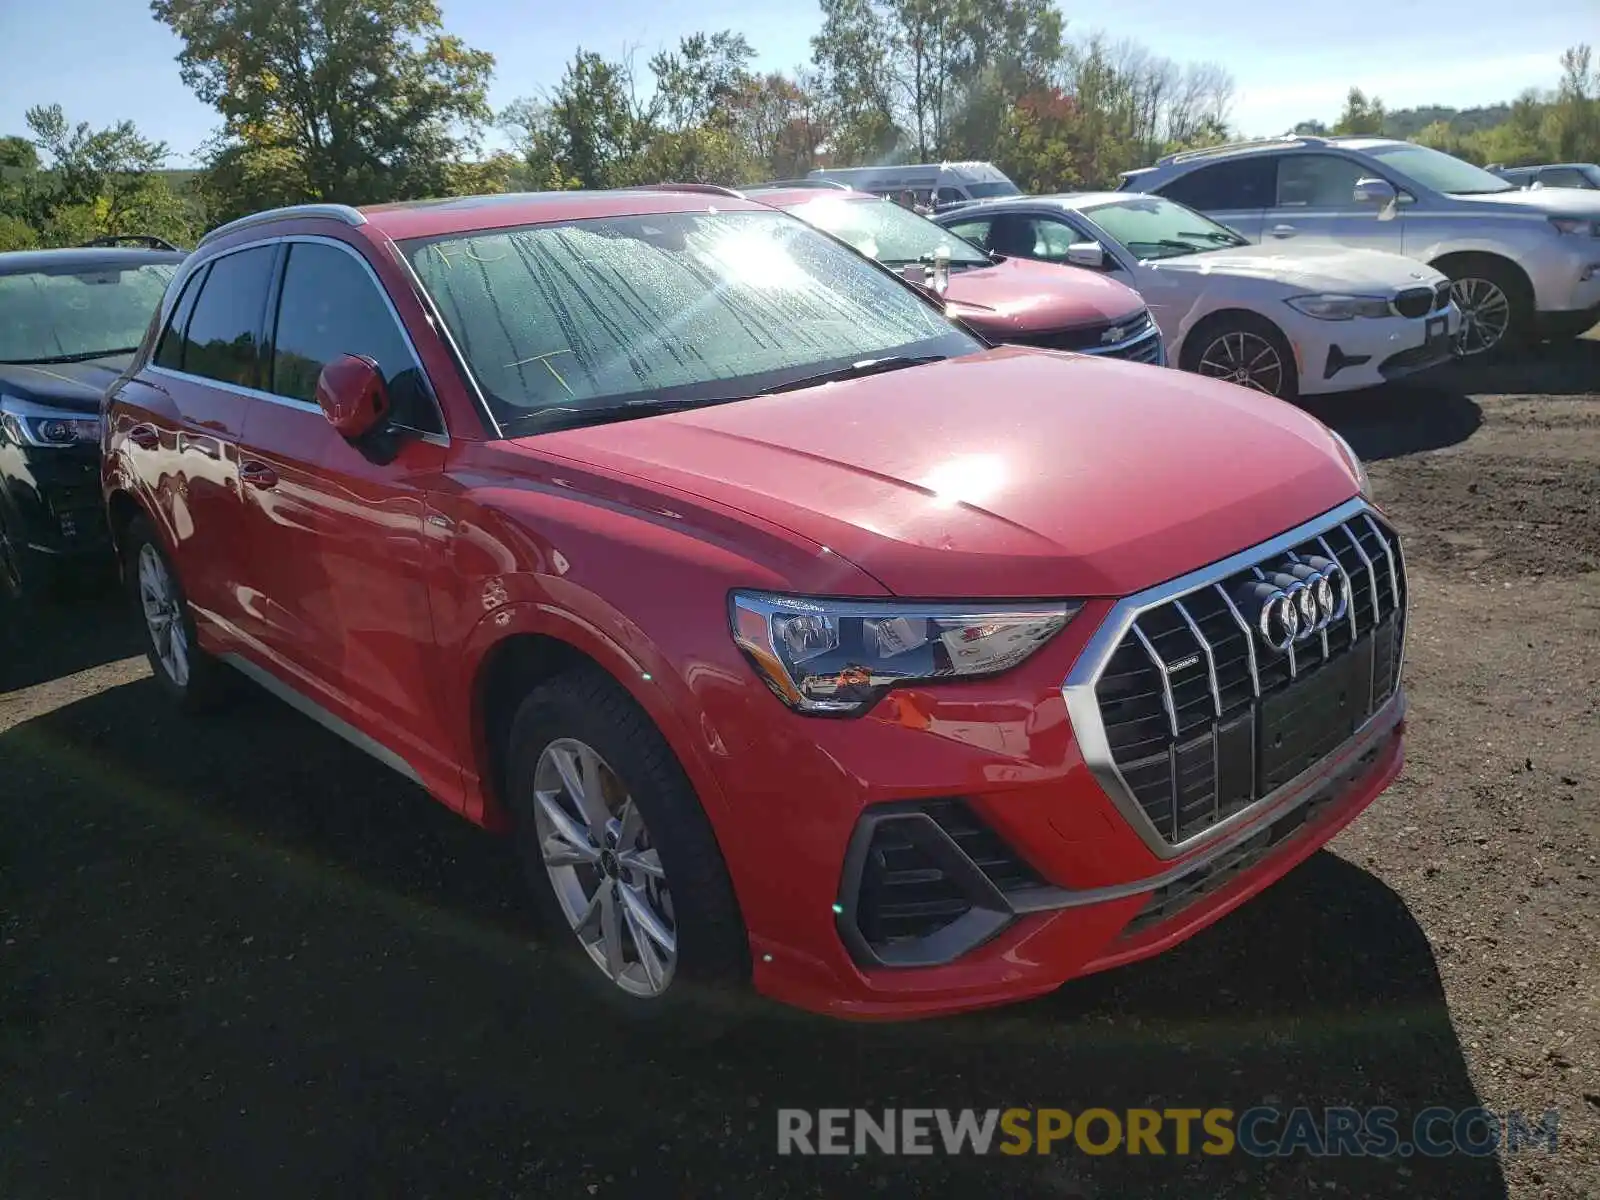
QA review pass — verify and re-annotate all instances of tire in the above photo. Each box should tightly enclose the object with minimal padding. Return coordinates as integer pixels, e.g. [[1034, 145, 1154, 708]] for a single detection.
[[506, 664, 748, 1017], [1181, 312, 1299, 402], [1437, 256, 1532, 358], [123, 515, 229, 713]]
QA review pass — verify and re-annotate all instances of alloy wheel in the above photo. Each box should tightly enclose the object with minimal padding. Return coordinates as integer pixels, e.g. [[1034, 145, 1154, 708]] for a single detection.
[[1196, 331, 1287, 396], [1450, 277, 1511, 356], [137, 543, 190, 688], [532, 737, 677, 998]]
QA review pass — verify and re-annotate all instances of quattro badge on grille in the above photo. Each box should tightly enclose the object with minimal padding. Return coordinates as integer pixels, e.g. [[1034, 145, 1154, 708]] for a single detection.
[[1235, 557, 1349, 652]]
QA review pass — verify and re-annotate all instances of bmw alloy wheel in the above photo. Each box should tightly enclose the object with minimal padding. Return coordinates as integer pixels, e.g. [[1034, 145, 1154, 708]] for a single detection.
[[1450, 276, 1511, 356], [532, 737, 677, 997], [137, 542, 190, 687], [1196, 331, 1286, 396]]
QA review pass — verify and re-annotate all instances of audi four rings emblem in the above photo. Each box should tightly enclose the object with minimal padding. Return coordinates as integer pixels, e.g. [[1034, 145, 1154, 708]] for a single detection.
[[1235, 557, 1350, 652]]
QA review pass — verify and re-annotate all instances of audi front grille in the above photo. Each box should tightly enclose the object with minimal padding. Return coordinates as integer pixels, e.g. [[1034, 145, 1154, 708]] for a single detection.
[[1063, 500, 1406, 855]]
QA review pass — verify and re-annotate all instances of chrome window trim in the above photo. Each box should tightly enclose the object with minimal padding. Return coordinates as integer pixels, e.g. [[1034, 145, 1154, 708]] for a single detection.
[[149, 233, 449, 443], [1061, 495, 1391, 861], [196, 203, 366, 250]]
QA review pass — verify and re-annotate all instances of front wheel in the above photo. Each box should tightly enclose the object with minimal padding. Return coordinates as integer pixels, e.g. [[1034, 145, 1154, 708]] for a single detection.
[[507, 665, 748, 1014], [1185, 314, 1299, 401], [1440, 258, 1531, 357]]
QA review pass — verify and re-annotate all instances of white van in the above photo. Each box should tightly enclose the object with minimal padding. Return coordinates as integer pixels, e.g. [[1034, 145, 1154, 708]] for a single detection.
[[807, 162, 1021, 211]]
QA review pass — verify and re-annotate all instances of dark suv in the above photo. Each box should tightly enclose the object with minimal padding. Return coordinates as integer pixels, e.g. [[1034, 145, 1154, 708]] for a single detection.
[[0, 244, 184, 598]]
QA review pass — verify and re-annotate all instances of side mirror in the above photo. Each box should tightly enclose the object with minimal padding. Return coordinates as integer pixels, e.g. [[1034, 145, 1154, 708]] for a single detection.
[[1066, 241, 1108, 269], [315, 354, 390, 440], [1353, 177, 1398, 207]]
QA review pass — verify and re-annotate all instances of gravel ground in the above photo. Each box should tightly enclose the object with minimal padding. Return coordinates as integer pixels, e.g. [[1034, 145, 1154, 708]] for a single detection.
[[2, 337, 1596, 1200]]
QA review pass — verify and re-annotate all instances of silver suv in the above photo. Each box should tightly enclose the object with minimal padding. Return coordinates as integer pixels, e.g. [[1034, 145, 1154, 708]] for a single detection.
[[1121, 136, 1600, 355]]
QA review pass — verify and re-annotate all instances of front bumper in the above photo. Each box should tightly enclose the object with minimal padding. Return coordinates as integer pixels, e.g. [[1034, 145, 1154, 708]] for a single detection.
[[0, 442, 110, 558], [1293, 304, 1460, 395], [713, 500, 1407, 1019]]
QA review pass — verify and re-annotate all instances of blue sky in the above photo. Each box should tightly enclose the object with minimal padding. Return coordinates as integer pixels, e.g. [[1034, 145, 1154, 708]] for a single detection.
[[0, 0, 1588, 166]]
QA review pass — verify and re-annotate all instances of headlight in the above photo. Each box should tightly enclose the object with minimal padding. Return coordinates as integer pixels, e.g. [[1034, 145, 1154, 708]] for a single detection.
[[1548, 216, 1600, 238], [0, 398, 101, 447], [1285, 294, 1393, 321], [729, 592, 1079, 715], [1329, 429, 1371, 498]]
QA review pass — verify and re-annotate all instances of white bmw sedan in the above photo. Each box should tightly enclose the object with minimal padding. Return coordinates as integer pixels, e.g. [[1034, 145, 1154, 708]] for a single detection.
[[937, 192, 1462, 400]]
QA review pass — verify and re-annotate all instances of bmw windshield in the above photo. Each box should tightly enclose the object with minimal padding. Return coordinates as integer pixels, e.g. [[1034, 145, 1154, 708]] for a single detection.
[[1079, 196, 1250, 260], [402, 208, 979, 433]]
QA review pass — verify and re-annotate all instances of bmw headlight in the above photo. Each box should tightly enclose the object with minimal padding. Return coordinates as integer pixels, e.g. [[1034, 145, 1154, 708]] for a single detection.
[[1329, 429, 1371, 498], [730, 592, 1080, 714], [0, 397, 101, 447], [1285, 294, 1393, 321]]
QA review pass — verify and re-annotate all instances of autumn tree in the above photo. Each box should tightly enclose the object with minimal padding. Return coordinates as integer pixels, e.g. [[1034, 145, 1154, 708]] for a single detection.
[[151, 0, 495, 219]]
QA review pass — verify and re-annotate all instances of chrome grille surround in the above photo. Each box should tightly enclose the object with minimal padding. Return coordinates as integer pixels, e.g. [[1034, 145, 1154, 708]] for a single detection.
[[1061, 497, 1408, 861]]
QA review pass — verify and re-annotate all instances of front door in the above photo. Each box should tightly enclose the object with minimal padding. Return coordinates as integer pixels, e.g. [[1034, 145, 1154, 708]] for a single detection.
[[232, 237, 456, 783], [1261, 152, 1406, 252]]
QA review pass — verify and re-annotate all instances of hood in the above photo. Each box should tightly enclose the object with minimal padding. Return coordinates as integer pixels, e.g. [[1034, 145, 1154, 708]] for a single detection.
[[1149, 244, 1444, 292], [942, 256, 1146, 336], [518, 347, 1360, 598], [0, 354, 131, 414], [1450, 187, 1600, 218]]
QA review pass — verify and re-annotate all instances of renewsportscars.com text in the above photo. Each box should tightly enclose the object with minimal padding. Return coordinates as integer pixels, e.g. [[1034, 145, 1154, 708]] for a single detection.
[[776, 1106, 1561, 1158]]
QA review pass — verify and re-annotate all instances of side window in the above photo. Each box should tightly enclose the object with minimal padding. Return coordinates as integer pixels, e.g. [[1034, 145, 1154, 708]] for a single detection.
[[1541, 167, 1586, 188], [180, 247, 276, 389], [153, 263, 208, 370], [1030, 219, 1082, 260], [1275, 154, 1370, 208], [986, 213, 1045, 258], [269, 241, 439, 433], [936, 187, 965, 206], [1157, 158, 1274, 211], [944, 218, 993, 249]]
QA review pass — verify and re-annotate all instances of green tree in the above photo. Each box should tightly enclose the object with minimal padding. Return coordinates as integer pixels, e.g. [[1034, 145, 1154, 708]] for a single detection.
[[151, 0, 495, 220], [0, 136, 39, 172], [1333, 87, 1387, 135], [811, 0, 902, 163]]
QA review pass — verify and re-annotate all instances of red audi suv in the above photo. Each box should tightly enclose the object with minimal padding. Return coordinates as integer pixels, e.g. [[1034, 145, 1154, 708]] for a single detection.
[[102, 190, 1406, 1019]]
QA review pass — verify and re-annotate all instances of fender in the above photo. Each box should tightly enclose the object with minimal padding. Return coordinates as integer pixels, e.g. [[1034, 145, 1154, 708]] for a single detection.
[[450, 593, 740, 840]]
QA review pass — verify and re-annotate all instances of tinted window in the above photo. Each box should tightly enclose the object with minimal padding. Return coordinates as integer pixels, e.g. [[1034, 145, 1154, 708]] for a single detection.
[[1275, 154, 1371, 208], [403, 209, 979, 432], [1157, 158, 1275, 211], [180, 247, 276, 388], [936, 187, 966, 206], [270, 241, 437, 432], [1541, 167, 1590, 188], [154, 264, 207, 370]]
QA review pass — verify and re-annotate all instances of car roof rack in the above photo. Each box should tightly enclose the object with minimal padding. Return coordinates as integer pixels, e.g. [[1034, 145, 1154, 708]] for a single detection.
[[197, 203, 367, 248], [80, 234, 184, 251], [616, 182, 747, 199], [1157, 135, 1322, 166]]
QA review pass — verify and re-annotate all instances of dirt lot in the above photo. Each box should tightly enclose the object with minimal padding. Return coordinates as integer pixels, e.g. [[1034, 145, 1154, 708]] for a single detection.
[[1, 339, 1596, 1200]]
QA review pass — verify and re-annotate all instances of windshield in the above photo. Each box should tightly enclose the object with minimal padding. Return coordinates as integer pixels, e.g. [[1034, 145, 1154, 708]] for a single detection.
[[402, 209, 979, 431], [0, 262, 178, 363], [963, 181, 1021, 199], [788, 196, 992, 267], [1364, 142, 1516, 195], [1079, 196, 1249, 260]]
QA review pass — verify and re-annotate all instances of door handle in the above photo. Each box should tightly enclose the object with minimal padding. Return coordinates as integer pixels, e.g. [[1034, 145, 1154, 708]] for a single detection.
[[127, 423, 159, 450], [240, 461, 279, 490], [1269, 224, 1298, 238], [177, 431, 220, 459]]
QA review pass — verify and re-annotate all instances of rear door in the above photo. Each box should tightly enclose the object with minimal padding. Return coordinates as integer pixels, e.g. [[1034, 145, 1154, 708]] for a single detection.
[[1262, 151, 1406, 251], [1152, 158, 1273, 242], [142, 243, 279, 641], [232, 236, 455, 782]]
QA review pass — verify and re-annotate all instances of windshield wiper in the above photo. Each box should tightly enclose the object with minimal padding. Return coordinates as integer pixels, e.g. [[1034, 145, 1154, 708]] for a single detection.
[[502, 356, 947, 435], [753, 354, 946, 395], [0, 347, 137, 366], [1181, 230, 1247, 246]]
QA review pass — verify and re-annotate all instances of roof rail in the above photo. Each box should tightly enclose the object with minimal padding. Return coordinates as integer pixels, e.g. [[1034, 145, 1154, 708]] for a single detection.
[[616, 182, 747, 199], [80, 234, 183, 251], [198, 203, 367, 248], [1157, 135, 1321, 166], [746, 178, 852, 191]]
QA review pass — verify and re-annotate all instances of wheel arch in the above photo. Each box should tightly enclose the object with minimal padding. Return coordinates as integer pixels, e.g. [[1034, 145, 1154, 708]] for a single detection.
[[1427, 250, 1534, 305], [1177, 306, 1292, 371]]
